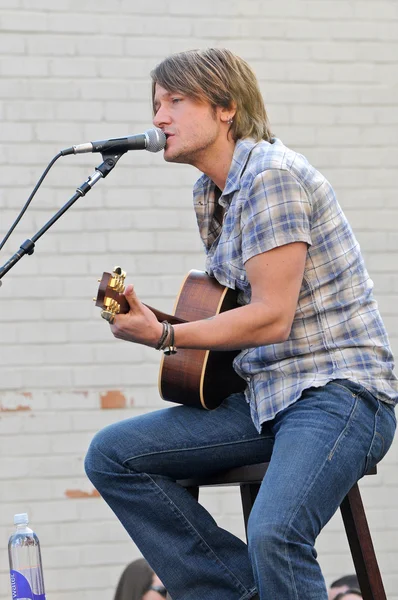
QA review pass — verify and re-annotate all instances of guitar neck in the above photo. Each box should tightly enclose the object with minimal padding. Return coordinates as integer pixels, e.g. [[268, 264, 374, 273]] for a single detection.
[[144, 304, 186, 325], [116, 295, 185, 325]]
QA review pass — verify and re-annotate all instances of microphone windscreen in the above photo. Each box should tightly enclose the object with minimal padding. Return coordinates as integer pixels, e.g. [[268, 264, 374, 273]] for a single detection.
[[146, 128, 166, 152]]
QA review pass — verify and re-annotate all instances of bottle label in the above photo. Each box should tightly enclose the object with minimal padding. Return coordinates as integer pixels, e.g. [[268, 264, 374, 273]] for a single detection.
[[10, 570, 46, 600]]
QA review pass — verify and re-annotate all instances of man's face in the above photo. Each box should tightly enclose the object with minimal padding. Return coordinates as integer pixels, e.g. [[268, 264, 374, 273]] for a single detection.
[[152, 83, 225, 166]]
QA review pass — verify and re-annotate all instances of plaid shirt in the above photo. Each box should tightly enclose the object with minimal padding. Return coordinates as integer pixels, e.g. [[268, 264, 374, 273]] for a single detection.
[[193, 138, 398, 432]]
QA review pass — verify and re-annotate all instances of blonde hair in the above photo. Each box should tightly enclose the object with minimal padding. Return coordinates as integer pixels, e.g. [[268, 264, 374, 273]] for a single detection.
[[151, 48, 272, 142]]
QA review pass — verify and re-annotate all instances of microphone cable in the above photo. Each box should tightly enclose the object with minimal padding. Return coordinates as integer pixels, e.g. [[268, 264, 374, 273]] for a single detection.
[[0, 151, 64, 253]]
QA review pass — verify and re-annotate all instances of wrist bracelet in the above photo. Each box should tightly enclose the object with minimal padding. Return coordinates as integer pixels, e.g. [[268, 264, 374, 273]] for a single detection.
[[156, 321, 177, 355], [163, 323, 177, 355], [156, 321, 169, 350]]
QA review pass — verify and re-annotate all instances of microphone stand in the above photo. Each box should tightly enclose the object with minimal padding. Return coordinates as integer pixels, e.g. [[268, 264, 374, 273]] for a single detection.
[[0, 152, 125, 283]]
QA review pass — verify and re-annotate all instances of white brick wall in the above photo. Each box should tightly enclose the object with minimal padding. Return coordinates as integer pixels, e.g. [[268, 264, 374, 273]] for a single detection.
[[0, 1, 397, 598]]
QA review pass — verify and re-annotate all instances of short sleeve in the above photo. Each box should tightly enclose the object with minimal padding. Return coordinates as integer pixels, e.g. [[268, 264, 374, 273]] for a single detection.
[[241, 168, 312, 264]]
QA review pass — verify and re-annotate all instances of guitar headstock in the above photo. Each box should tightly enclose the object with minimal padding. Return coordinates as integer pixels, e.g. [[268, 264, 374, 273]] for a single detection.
[[95, 266, 130, 322]]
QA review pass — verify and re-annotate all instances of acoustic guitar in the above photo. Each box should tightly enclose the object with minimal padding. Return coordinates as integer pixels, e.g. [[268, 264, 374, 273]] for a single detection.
[[95, 267, 246, 410]]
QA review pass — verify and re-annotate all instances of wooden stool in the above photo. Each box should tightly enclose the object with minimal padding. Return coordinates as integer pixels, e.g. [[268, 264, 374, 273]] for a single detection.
[[178, 463, 385, 600]]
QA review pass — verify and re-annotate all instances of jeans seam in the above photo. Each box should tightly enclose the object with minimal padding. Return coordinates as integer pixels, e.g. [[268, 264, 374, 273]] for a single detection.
[[328, 395, 360, 461], [239, 589, 258, 600], [143, 471, 254, 596], [279, 391, 361, 599], [281, 451, 332, 600], [122, 435, 270, 467], [364, 401, 384, 476]]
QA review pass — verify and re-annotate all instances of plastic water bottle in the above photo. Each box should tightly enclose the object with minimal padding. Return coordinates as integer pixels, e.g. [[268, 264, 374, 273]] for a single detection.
[[8, 513, 46, 600]]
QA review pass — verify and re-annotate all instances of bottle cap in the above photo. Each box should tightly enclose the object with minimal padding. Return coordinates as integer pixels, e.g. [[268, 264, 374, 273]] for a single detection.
[[14, 513, 29, 525]]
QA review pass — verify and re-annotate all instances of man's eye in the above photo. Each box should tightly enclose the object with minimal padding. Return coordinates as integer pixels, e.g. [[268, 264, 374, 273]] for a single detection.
[[172, 98, 182, 104]]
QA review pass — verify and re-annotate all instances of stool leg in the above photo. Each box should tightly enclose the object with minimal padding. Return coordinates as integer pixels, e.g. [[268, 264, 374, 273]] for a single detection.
[[340, 482, 386, 600], [240, 483, 260, 540], [185, 486, 199, 501]]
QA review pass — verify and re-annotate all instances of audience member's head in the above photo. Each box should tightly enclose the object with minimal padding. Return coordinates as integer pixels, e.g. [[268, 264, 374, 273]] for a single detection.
[[114, 558, 162, 600], [328, 574, 361, 600], [334, 592, 362, 600]]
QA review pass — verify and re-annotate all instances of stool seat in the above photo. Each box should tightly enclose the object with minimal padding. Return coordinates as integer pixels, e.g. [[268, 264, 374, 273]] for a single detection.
[[178, 464, 385, 600]]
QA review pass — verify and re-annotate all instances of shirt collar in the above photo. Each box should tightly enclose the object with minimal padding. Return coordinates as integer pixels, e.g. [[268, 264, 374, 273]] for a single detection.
[[193, 137, 259, 202], [192, 138, 260, 251], [223, 137, 259, 196]]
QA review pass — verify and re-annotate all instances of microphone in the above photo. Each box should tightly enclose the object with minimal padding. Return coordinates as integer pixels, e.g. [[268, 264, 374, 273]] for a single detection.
[[61, 128, 166, 156]]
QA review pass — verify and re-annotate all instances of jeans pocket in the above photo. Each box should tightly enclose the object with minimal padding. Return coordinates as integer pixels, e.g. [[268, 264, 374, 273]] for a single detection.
[[363, 400, 397, 475]]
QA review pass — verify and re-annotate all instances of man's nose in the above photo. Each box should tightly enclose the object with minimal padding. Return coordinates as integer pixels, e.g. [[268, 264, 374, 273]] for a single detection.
[[153, 106, 171, 128]]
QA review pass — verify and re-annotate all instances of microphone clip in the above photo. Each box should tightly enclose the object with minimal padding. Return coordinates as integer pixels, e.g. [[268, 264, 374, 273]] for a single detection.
[[76, 151, 125, 197]]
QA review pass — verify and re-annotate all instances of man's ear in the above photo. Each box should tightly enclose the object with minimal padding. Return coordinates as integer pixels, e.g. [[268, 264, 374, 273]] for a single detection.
[[219, 102, 237, 123]]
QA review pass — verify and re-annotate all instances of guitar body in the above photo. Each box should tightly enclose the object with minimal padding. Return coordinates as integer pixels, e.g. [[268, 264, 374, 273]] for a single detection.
[[158, 270, 246, 410], [96, 268, 246, 410]]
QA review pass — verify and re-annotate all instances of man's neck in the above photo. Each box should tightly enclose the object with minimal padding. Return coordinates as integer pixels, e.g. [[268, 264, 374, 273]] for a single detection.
[[196, 138, 236, 191]]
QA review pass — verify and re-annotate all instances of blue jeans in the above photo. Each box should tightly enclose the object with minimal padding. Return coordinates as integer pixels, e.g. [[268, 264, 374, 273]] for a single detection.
[[84, 380, 396, 600]]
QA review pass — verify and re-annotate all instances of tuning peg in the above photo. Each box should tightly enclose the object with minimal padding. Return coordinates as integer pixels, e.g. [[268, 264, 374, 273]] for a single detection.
[[113, 266, 126, 278]]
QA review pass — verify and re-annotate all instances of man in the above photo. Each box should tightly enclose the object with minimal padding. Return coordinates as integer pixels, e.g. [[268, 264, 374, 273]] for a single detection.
[[85, 48, 397, 599]]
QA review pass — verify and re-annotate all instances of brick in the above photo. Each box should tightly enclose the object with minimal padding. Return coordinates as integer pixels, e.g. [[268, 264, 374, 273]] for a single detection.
[[80, 80, 130, 101], [103, 101, 152, 123], [304, 1, 355, 20], [120, 0, 168, 13], [291, 105, 336, 125], [93, 343, 144, 365], [27, 79, 81, 100], [107, 230, 155, 253], [0, 11, 49, 32], [0, 32, 25, 54], [286, 62, 330, 83], [125, 37, 175, 58], [35, 120, 83, 143], [360, 125, 398, 145], [75, 36, 124, 57], [47, 12, 100, 34], [0, 433, 51, 457], [285, 19, 338, 40], [0, 345, 45, 366], [5, 100, 55, 122], [49, 57, 99, 78], [55, 101, 104, 122], [336, 105, 377, 124], [0, 56, 48, 76], [193, 18, 243, 39], [330, 19, 387, 40], [22, 0, 71, 9], [354, 1, 398, 20], [26, 34, 76, 56], [98, 57, 149, 80], [100, 390, 127, 409]]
